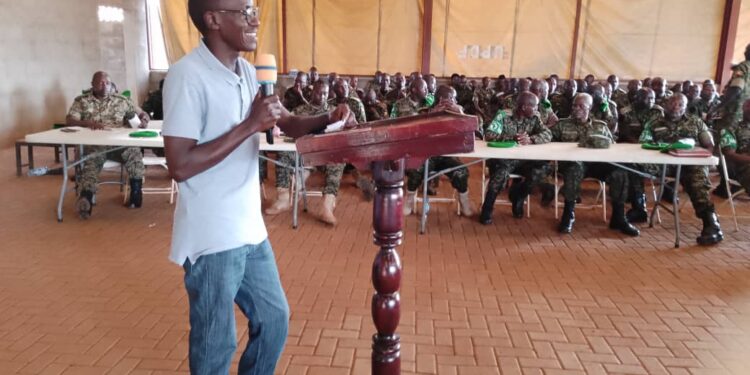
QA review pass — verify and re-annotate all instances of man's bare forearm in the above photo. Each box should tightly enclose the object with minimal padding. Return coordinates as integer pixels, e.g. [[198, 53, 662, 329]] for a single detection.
[[277, 112, 331, 138], [724, 149, 750, 164], [165, 123, 258, 182]]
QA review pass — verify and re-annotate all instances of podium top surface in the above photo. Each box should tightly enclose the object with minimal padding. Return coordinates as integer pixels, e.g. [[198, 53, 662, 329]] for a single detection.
[[295, 111, 477, 166]]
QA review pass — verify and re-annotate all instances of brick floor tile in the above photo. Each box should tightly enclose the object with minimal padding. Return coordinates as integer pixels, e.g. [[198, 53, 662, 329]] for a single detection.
[[2, 149, 750, 374]]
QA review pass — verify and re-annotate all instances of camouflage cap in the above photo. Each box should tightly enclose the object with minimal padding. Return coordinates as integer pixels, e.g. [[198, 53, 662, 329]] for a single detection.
[[579, 133, 611, 149]]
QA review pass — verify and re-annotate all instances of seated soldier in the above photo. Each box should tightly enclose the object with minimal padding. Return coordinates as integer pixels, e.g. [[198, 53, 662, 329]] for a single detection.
[[584, 74, 596, 88], [530, 79, 559, 128], [265, 81, 349, 225], [363, 88, 388, 121], [688, 80, 721, 127], [502, 78, 530, 111], [365, 71, 384, 97], [142, 79, 164, 120], [283, 71, 310, 111], [328, 78, 376, 200], [66, 71, 151, 219], [576, 78, 588, 94], [390, 78, 431, 119], [590, 83, 618, 134], [451, 73, 475, 111], [640, 94, 724, 245], [425, 74, 437, 104], [608, 74, 628, 111], [615, 79, 642, 111], [682, 80, 694, 95], [379, 73, 392, 99], [551, 79, 577, 119], [686, 83, 701, 105], [473, 77, 497, 126], [547, 74, 559, 95], [385, 73, 407, 106], [652, 77, 672, 107], [306, 66, 320, 99], [720, 99, 750, 196], [552, 93, 640, 236], [480, 92, 552, 224], [618, 87, 664, 222], [395, 82, 475, 217]]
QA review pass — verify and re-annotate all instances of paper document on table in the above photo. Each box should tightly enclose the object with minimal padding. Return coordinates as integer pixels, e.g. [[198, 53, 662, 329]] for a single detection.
[[323, 120, 346, 133]]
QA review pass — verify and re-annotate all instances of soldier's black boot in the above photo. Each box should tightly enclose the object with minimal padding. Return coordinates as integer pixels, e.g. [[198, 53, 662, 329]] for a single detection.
[[540, 183, 555, 207], [76, 190, 94, 219], [626, 193, 649, 223], [127, 178, 143, 208], [509, 181, 529, 219], [479, 188, 498, 225], [609, 203, 640, 236], [558, 200, 576, 234], [660, 182, 677, 203], [697, 210, 724, 245]]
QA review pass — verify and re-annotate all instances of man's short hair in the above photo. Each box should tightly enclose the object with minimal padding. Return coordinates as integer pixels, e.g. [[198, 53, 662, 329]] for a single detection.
[[188, 0, 210, 34]]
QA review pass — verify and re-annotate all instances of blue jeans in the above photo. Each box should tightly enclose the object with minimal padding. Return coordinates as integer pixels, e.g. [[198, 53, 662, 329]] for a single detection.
[[183, 240, 289, 375]]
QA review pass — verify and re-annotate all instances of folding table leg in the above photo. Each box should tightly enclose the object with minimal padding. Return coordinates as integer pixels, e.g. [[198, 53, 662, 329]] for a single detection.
[[673, 166, 682, 248]]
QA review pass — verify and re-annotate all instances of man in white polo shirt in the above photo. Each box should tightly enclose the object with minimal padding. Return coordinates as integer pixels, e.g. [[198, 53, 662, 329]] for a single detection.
[[162, 1, 352, 373]]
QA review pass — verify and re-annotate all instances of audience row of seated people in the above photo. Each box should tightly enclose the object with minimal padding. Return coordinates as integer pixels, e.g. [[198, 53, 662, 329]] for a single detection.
[[66, 43, 750, 247], [270, 43, 748, 245]]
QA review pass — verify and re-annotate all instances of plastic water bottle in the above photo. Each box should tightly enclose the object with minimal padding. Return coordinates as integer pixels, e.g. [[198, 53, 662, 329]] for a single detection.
[[28, 167, 48, 177]]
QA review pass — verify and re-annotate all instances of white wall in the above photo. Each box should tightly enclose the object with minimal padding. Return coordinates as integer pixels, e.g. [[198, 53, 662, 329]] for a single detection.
[[0, 0, 149, 147]]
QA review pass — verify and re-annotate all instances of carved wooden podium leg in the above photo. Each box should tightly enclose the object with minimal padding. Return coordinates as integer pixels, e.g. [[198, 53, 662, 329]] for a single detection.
[[370, 159, 404, 375]]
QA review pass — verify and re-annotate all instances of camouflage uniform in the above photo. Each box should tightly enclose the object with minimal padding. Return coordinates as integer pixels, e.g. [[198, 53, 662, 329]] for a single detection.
[[654, 92, 673, 108], [501, 94, 518, 112], [141, 89, 163, 120], [365, 81, 382, 97], [390, 96, 431, 118], [364, 101, 388, 122], [720, 120, 750, 192], [392, 97, 470, 193], [612, 88, 629, 113], [453, 84, 474, 110], [484, 111, 552, 198], [688, 97, 721, 128], [66, 92, 145, 192], [591, 101, 618, 134], [618, 104, 664, 197], [328, 97, 366, 124], [538, 99, 557, 128], [550, 93, 574, 119], [551, 117, 628, 203], [715, 60, 750, 132], [473, 87, 496, 124], [640, 115, 715, 217], [283, 86, 308, 111], [274, 102, 346, 195], [385, 89, 407, 110]]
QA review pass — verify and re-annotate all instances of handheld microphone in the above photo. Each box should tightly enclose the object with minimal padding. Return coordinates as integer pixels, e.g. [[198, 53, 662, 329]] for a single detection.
[[255, 54, 277, 144]]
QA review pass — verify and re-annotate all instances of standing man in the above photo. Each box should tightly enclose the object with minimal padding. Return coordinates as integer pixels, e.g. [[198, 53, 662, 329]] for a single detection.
[[162, 1, 351, 373]]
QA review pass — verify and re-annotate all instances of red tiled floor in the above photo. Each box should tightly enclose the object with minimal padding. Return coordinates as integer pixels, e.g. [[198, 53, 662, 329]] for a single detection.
[[2, 147, 750, 374]]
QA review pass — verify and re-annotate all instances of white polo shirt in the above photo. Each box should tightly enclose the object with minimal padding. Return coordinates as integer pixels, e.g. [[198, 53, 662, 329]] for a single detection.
[[162, 40, 267, 265]]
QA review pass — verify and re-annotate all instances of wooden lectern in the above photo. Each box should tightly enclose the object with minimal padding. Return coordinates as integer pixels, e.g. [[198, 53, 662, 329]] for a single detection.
[[296, 111, 477, 375]]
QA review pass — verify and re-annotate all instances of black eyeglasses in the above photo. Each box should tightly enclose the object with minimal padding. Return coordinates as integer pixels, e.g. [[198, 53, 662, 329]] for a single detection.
[[213, 6, 259, 22]]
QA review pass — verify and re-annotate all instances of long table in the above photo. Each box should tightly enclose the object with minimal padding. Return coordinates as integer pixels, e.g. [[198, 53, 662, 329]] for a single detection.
[[24, 126, 723, 247], [24, 126, 302, 225], [421, 142, 720, 248]]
